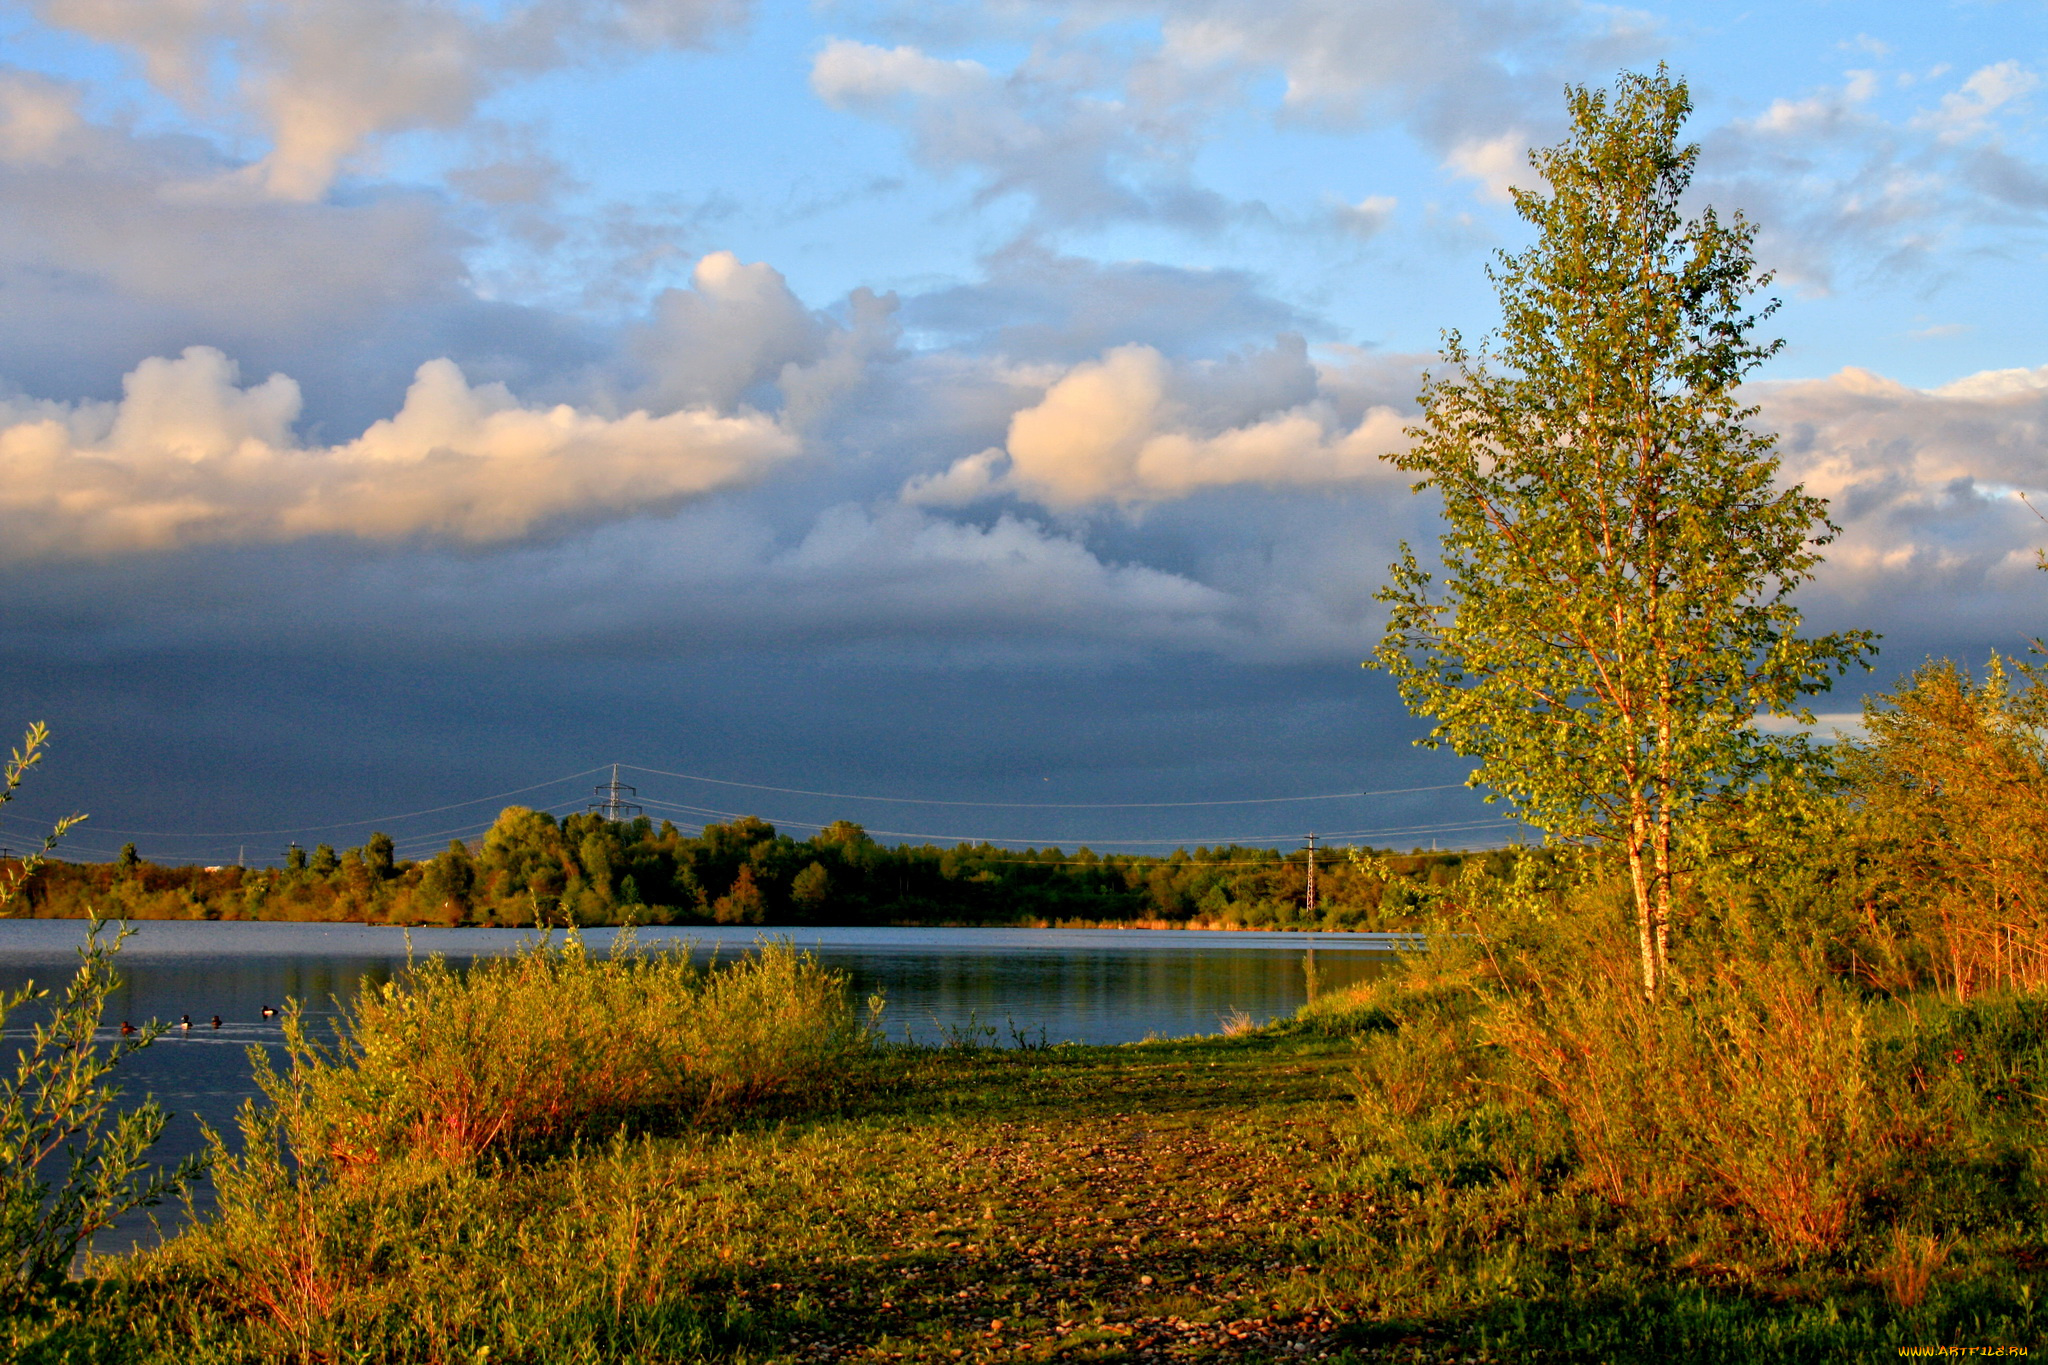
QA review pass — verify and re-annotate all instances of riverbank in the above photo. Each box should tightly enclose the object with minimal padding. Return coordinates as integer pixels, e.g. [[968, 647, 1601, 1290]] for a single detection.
[[7, 952, 2042, 1363]]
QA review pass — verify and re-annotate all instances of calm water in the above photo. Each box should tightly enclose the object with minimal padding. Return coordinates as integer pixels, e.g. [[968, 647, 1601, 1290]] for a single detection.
[[0, 919, 1397, 1252]]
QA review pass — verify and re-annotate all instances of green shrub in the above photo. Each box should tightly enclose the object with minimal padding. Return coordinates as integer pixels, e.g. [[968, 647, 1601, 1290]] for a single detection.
[[0, 916, 200, 1311], [255, 932, 876, 1169], [128, 935, 874, 1359]]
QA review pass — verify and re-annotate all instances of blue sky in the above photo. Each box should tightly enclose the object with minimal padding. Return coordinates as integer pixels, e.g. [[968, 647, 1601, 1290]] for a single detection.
[[0, 0, 2043, 862]]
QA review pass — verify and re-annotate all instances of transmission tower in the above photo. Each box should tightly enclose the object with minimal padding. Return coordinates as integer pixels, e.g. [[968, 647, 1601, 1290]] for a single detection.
[[589, 763, 643, 823], [1304, 832, 1318, 915]]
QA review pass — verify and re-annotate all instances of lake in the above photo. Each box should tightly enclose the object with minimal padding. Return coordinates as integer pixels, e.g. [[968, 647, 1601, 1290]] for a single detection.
[[0, 919, 1399, 1252]]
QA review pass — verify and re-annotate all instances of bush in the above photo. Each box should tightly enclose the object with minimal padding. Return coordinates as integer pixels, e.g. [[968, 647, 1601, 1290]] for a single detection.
[[1482, 937, 1892, 1254], [1322, 856, 2048, 1347], [137, 934, 875, 1358], [0, 916, 200, 1311], [1842, 655, 2048, 1000], [254, 932, 877, 1169]]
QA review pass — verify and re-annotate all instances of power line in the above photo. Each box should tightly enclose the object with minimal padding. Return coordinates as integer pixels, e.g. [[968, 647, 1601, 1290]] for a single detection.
[[631, 794, 1518, 848], [619, 764, 1470, 809], [65, 768, 610, 839], [9, 760, 1499, 859]]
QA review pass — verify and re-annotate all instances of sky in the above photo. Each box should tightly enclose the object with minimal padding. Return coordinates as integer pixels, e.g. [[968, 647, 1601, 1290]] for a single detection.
[[1, 0, 2046, 865]]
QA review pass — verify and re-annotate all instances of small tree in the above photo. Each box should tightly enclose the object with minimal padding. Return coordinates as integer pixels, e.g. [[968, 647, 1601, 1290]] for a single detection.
[[366, 831, 396, 878], [1371, 69, 1873, 995], [0, 724, 84, 907], [0, 725, 199, 1305], [1843, 655, 2048, 1000]]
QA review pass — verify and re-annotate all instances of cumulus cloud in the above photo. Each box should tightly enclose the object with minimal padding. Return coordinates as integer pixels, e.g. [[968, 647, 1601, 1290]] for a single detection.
[[628, 252, 832, 414], [0, 346, 797, 560], [905, 341, 1408, 508], [31, 0, 753, 200], [0, 65, 622, 435], [1758, 363, 2048, 624], [619, 251, 900, 432]]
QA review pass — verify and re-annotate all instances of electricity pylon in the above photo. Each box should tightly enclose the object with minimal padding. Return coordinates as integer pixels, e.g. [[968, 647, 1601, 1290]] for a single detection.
[[590, 764, 643, 823]]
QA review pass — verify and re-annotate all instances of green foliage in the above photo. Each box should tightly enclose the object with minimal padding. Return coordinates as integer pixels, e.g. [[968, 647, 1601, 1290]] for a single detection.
[[790, 859, 830, 908], [23, 810, 1506, 931], [0, 724, 196, 1314], [86, 936, 879, 1358], [0, 723, 86, 912], [0, 918, 202, 1310], [1314, 870, 2045, 1358], [1371, 69, 1872, 993], [1837, 654, 2048, 999], [238, 933, 873, 1170], [364, 832, 394, 878]]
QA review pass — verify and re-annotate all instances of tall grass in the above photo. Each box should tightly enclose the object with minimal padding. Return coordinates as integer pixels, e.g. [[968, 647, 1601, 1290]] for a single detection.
[[262, 932, 875, 1169], [131, 934, 876, 1357], [1322, 870, 2045, 1329]]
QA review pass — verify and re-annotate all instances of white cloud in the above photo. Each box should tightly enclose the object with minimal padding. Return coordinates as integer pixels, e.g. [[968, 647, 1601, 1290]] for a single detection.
[[628, 251, 832, 414], [1930, 364, 2048, 400], [769, 503, 1237, 643], [0, 65, 546, 429], [811, 36, 1225, 228], [906, 342, 1408, 507], [1148, 0, 1642, 132], [1708, 63, 2048, 293], [809, 0, 1643, 226], [1332, 194, 1397, 238], [1913, 60, 2039, 141], [811, 38, 989, 104], [30, 0, 753, 201], [1445, 132, 1535, 201], [0, 346, 798, 560], [1758, 363, 2048, 622], [619, 250, 900, 433]]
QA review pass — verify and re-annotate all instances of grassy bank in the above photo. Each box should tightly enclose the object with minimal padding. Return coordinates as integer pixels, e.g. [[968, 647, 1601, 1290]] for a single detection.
[[2, 921, 2041, 1364]]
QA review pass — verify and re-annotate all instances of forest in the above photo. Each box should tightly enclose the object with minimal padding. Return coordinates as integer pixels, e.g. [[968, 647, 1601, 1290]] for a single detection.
[[11, 811, 1491, 931]]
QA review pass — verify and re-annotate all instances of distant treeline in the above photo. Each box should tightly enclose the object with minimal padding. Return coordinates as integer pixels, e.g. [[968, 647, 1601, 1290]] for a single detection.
[[12, 806, 1509, 930]]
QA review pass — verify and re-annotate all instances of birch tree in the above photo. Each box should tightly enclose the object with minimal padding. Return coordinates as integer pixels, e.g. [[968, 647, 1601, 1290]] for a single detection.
[[1371, 69, 1874, 995]]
